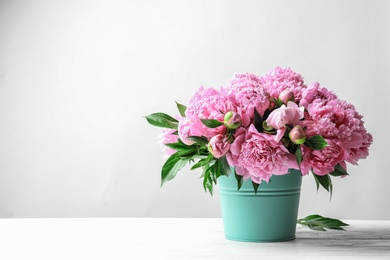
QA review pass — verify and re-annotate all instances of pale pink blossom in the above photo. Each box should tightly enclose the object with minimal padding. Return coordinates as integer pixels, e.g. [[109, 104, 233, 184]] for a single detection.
[[234, 125, 298, 184], [345, 120, 373, 165], [185, 86, 233, 139], [226, 127, 247, 167], [340, 101, 373, 164], [300, 139, 348, 176], [158, 128, 179, 158], [346, 134, 372, 165], [266, 101, 304, 142], [227, 73, 270, 126], [302, 87, 373, 165], [261, 67, 306, 100], [266, 101, 304, 129], [186, 86, 236, 122], [178, 117, 205, 145], [299, 82, 338, 109]]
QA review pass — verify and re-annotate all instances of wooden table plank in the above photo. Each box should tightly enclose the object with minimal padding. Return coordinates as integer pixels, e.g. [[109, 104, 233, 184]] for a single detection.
[[0, 218, 389, 259]]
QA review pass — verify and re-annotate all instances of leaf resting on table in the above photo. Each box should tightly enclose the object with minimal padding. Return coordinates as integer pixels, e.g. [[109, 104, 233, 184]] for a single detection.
[[297, 214, 349, 231]]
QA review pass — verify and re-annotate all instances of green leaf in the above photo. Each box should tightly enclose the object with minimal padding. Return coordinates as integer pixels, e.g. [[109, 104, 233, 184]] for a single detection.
[[329, 163, 349, 177], [145, 113, 178, 129], [216, 156, 231, 177], [161, 153, 188, 186], [203, 167, 214, 195], [308, 224, 326, 231], [190, 155, 213, 170], [164, 141, 198, 158], [297, 214, 349, 231], [253, 108, 263, 133], [274, 98, 284, 108], [187, 136, 209, 145], [295, 146, 303, 169], [312, 172, 331, 191], [209, 162, 219, 185], [176, 101, 187, 117], [235, 173, 243, 191], [201, 157, 232, 195], [312, 172, 333, 199], [304, 135, 328, 150], [200, 119, 223, 128], [165, 141, 195, 152], [252, 181, 260, 195]]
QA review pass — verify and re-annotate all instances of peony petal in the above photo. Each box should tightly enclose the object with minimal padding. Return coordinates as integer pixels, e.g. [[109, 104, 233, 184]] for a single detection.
[[274, 128, 287, 142], [345, 132, 363, 148]]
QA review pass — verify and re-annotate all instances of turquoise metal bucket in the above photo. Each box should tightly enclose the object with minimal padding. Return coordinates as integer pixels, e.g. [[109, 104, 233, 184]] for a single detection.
[[218, 170, 302, 242]]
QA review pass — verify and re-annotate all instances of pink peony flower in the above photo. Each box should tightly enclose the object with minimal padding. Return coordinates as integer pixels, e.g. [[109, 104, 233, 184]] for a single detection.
[[339, 101, 373, 164], [186, 86, 236, 122], [266, 101, 304, 129], [266, 101, 304, 142], [208, 134, 230, 158], [234, 125, 298, 184], [226, 127, 247, 167], [260, 67, 306, 100], [178, 117, 206, 145], [345, 122, 373, 165], [300, 139, 349, 176], [301, 86, 373, 166], [304, 100, 345, 139], [185, 86, 233, 139], [297, 117, 318, 137], [227, 73, 270, 126], [158, 128, 179, 158], [299, 82, 338, 109], [346, 134, 372, 165]]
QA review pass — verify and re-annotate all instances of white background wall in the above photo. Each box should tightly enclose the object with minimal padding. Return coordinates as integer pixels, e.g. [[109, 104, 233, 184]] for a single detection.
[[0, 0, 388, 219]]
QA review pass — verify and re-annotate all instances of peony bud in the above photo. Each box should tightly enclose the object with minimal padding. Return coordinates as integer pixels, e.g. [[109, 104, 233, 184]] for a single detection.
[[279, 89, 295, 104], [208, 134, 230, 158], [262, 121, 273, 132], [289, 125, 306, 144], [224, 111, 242, 129]]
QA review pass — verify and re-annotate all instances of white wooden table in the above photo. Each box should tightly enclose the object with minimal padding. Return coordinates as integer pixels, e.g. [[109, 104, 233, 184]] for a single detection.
[[0, 218, 389, 259]]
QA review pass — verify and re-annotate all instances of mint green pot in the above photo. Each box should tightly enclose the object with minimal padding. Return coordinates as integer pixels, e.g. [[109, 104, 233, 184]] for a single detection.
[[218, 169, 302, 242]]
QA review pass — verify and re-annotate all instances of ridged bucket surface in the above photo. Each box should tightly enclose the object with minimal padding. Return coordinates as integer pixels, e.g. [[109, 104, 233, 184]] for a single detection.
[[218, 170, 302, 242]]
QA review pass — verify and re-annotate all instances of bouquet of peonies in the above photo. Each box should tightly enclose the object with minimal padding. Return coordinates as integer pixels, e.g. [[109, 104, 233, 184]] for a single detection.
[[146, 67, 372, 196]]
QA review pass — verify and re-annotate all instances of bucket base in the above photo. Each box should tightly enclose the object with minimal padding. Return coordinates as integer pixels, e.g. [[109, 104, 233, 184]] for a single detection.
[[225, 235, 296, 243]]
